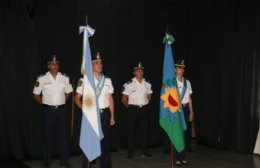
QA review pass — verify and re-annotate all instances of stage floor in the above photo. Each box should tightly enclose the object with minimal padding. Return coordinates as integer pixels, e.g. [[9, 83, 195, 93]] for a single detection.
[[24, 143, 260, 168]]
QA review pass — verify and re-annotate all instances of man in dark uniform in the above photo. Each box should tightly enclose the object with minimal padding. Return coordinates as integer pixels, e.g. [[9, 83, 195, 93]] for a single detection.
[[33, 55, 73, 168], [74, 52, 115, 168], [121, 62, 153, 159]]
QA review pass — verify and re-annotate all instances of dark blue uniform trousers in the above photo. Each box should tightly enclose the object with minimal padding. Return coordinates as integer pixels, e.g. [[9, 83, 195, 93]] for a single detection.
[[127, 105, 149, 155], [41, 105, 69, 165]]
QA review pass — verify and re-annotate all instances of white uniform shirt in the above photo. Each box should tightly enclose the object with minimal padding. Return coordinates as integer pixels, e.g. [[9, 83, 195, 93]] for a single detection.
[[122, 77, 153, 106], [177, 77, 192, 104], [76, 76, 114, 109], [33, 72, 73, 106]]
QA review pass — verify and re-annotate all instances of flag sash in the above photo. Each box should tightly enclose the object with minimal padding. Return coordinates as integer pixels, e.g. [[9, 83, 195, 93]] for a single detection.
[[96, 74, 105, 99], [179, 77, 187, 102]]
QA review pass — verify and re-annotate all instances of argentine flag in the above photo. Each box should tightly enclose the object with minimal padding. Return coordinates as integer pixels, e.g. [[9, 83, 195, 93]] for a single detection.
[[79, 25, 104, 161]]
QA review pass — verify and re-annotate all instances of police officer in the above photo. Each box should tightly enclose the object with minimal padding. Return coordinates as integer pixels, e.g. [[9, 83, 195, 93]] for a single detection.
[[74, 52, 115, 168], [121, 62, 153, 159], [174, 59, 193, 166], [33, 55, 73, 168]]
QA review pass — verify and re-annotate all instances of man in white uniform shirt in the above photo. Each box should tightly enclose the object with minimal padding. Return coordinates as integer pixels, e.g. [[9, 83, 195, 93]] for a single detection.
[[122, 62, 153, 159], [33, 55, 73, 168], [175, 60, 194, 148], [74, 52, 115, 168], [174, 60, 194, 166]]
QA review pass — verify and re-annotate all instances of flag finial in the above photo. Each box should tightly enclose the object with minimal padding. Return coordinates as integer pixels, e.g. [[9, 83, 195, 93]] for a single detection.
[[163, 33, 175, 45]]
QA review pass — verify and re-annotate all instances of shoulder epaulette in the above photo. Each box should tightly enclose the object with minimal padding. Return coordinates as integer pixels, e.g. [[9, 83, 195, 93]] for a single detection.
[[127, 79, 132, 84], [38, 74, 44, 78], [145, 79, 151, 84]]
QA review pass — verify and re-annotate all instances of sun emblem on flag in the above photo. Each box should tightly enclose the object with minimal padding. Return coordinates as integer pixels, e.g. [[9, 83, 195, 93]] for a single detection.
[[83, 95, 95, 108], [160, 87, 181, 113]]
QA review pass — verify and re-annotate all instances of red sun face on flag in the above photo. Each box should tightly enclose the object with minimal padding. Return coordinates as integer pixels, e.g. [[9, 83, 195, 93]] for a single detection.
[[160, 87, 181, 113]]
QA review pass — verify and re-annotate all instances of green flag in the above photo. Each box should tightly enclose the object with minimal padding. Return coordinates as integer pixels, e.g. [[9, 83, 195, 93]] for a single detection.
[[159, 34, 186, 152]]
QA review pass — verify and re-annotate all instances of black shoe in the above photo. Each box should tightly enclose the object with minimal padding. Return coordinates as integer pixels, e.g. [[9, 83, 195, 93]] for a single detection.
[[180, 160, 190, 166], [175, 161, 182, 167], [141, 151, 153, 157], [60, 162, 72, 168]]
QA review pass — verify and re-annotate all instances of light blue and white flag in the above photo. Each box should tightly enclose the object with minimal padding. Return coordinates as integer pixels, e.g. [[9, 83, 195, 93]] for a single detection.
[[79, 25, 104, 162]]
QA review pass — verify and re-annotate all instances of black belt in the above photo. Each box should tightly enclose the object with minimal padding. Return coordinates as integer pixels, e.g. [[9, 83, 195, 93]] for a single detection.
[[43, 104, 65, 109], [182, 103, 189, 107], [130, 104, 147, 108], [99, 108, 108, 113]]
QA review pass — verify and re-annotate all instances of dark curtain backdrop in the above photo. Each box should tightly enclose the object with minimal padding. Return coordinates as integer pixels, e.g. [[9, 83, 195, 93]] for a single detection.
[[0, 0, 259, 160], [190, 0, 260, 153]]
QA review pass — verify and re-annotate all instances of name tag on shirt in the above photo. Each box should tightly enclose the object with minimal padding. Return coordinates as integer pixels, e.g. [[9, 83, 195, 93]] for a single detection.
[[44, 82, 52, 85]]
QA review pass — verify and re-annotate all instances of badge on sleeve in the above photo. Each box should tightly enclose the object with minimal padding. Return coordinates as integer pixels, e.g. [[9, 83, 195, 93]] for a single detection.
[[77, 79, 83, 87], [35, 81, 39, 87]]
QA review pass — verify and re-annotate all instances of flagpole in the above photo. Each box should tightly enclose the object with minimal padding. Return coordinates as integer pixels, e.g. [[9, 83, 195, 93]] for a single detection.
[[160, 33, 186, 168], [171, 143, 174, 168], [70, 79, 75, 138], [85, 14, 89, 168], [166, 23, 169, 34], [86, 15, 90, 168], [86, 15, 88, 26], [166, 29, 172, 168]]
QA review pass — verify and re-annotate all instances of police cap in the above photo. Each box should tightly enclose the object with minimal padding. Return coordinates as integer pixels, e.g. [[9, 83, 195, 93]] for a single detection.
[[174, 59, 185, 68], [47, 55, 60, 65], [92, 52, 102, 62], [133, 62, 144, 70]]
